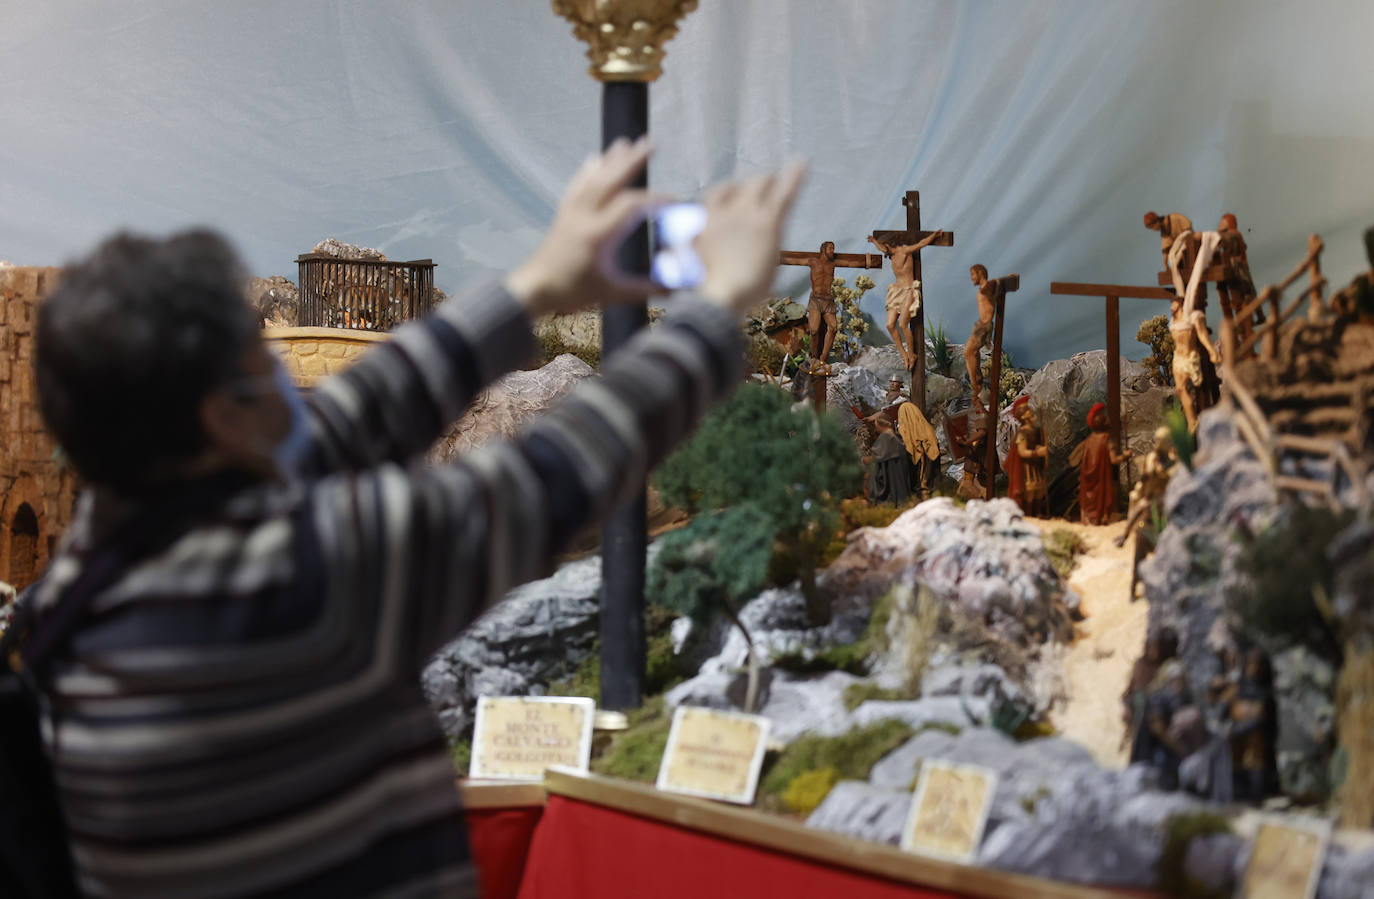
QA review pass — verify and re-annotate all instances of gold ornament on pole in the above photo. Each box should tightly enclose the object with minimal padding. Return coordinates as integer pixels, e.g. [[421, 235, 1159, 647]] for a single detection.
[[552, 0, 698, 82]]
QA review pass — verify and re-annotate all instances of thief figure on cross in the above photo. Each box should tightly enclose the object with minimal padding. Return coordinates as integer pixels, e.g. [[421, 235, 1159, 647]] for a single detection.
[[964, 264, 998, 410], [778, 242, 882, 374]]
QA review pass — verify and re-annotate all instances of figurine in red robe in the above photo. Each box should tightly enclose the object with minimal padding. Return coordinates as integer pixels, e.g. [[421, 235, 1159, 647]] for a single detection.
[[1070, 402, 1131, 525], [1003, 396, 1048, 516]]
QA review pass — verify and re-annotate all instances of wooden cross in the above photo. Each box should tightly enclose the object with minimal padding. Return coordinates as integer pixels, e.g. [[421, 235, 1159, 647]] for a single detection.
[[778, 243, 882, 407], [980, 274, 1021, 496], [871, 191, 955, 414], [1049, 282, 1176, 454]]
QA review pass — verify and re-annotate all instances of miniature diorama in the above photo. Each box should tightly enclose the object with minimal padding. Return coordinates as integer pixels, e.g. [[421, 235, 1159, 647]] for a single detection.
[[7, 6, 1374, 899]]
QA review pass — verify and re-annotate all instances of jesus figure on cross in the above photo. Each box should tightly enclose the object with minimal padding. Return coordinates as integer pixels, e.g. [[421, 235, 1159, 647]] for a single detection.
[[869, 230, 945, 369]]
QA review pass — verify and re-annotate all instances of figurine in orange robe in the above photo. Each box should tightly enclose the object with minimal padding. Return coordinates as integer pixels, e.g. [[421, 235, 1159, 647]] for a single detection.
[[1070, 402, 1131, 525]]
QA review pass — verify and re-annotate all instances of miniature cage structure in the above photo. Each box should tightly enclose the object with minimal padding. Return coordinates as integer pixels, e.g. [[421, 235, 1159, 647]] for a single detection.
[[295, 254, 437, 332]]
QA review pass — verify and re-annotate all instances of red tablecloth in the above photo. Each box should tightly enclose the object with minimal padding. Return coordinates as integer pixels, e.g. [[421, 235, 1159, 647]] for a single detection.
[[466, 805, 544, 899], [512, 795, 967, 899]]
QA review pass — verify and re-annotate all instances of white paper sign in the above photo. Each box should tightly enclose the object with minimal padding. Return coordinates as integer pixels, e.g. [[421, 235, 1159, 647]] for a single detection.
[[469, 696, 595, 781], [656, 705, 770, 804], [900, 759, 998, 862]]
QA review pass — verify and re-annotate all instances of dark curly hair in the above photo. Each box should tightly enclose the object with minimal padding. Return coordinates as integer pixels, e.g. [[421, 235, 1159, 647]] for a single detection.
[[34, 230, 258, 493]]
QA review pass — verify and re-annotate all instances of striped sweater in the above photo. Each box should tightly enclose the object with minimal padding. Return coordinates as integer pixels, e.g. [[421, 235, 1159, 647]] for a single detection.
[[32, 281, 744, 898]]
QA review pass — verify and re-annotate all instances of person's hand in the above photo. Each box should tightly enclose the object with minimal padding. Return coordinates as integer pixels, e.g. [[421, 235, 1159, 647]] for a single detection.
[[696, 161, 807, 315], [505, 137, 664, 317]]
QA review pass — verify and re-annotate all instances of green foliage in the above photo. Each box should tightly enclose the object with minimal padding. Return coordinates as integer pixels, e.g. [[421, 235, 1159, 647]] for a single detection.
[[1232, 505, 1352, 652], [650, 506, 776, 627], [1164, 404, 1196, 470], [759, 720, 914, 810], [652, 384, 863, 625], [782, 767, 840, 816], [449, 739, 472, 775], [1136, 314, 1175, 386], [1043, 528, 1087, 580], [927, 319, 955, 377], [1158, 812, 1234, 899], [591, 697, 672, 783], [830, 275, 876, 362]]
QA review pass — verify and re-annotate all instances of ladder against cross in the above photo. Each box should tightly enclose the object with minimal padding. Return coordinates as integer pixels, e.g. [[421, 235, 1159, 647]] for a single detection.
[[981, 274, 1022, 495], [777, 243, 883, 407], [870, 191, 955, 414], [1048, 282, 1176, 452]]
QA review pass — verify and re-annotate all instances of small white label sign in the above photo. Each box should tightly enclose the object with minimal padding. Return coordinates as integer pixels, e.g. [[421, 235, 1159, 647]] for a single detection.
[[656, 705, 770, 805], [901, 759, 997, 862], [469, 696, 595, 781]]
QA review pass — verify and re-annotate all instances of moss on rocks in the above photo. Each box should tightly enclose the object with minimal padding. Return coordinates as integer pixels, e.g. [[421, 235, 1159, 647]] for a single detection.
[[449, 739, 472, 775], [758, 720, 914, 813], [782, 767, 841, 816], [842, 682, 912, 711], [1043, 528, 1086, 580], [590, 697, 673, 783]]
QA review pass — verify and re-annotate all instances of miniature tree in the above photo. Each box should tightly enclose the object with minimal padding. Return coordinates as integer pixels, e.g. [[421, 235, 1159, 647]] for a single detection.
[[981, 349, 1026, 410], [652, 383, 862, 644], [1136, 314, 1175, 386], [926, 319, 956, 377], [830, 275, 875, 362]]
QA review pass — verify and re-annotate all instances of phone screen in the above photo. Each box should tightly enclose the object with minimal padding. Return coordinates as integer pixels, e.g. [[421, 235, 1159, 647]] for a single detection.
[[650, 202, 707, 290]]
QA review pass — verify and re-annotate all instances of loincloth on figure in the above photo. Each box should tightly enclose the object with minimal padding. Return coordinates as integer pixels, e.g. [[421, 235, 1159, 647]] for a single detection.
[[968, 316, 993, 351], [809, 294, 837, 317], [885, 282, 921, 314], [1170, 321, 1204, 389]]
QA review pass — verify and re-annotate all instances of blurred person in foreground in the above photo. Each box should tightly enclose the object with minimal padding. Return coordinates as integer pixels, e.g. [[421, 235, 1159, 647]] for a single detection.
[[27, 139, 805, 898]]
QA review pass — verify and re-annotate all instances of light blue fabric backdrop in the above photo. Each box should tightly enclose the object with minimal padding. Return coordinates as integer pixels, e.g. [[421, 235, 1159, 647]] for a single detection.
[[3, 0, 1372, 365]]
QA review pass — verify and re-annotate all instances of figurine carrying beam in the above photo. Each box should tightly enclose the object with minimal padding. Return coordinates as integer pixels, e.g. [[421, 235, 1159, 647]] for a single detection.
[[778, 243, 882, 376], [868, 230, 946, 370], [1166, 230, 1224, 432]]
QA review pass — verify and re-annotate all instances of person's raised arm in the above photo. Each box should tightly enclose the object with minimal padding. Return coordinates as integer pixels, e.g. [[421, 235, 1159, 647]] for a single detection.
[[904, 229, 944, 253], [299, 139, 664, 475], [345, 161, 809, 666]]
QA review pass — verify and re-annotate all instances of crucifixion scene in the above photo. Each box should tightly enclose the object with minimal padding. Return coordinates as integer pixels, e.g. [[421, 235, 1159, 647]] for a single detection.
[[3, 3, 1373, 898]]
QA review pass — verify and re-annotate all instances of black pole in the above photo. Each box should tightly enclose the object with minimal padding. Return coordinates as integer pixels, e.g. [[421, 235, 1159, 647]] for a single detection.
[[599, 80, 649, 711]]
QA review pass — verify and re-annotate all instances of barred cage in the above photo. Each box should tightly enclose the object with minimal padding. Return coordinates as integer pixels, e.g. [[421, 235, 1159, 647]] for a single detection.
[[295, 254, 437, 331]]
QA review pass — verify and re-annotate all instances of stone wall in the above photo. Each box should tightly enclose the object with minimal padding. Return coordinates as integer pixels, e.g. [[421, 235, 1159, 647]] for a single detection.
[[263, 326, 386, 388], [0, 266, 79, 590]]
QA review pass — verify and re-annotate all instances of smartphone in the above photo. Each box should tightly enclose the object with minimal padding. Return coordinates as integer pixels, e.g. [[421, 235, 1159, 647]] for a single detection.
[[650, 202, 707, 290]]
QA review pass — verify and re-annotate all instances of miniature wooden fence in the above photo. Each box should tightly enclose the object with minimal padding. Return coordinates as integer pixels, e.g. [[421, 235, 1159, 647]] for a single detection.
[[296, 254, 436, 332], [1217, 232, 1369, 517], [1229, 235, 1327, 360]]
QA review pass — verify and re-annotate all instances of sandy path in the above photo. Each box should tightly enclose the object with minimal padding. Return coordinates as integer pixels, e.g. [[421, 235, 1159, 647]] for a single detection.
[[1034, 518, 1149, 769]]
